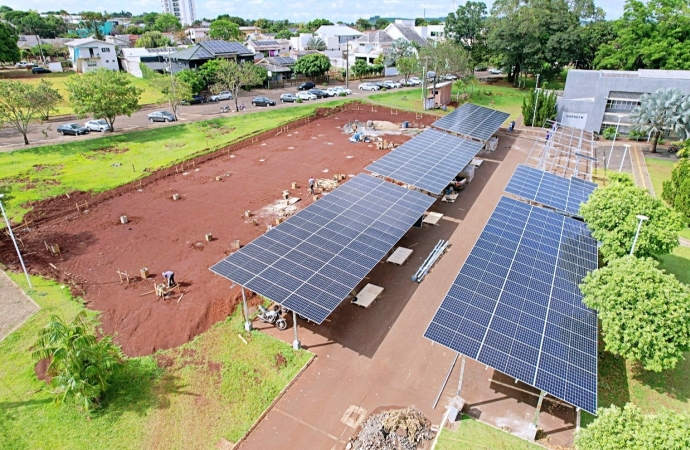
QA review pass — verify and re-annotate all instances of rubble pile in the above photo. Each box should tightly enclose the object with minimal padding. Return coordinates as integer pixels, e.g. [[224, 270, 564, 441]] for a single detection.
[[316, 178, 339, 191], [348, 408, 435, 450]]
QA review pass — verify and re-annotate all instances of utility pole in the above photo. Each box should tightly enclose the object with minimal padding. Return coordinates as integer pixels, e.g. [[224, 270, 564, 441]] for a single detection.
[[532, 73, 540, 127], [0, 194, 32, 288], [167, 47, 176, 118]]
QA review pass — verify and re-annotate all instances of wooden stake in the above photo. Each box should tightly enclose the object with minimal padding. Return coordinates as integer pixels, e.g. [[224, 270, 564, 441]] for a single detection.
[[238, 334, 248, 345], [177, 293, 185, 303], [139, 290, 155, 296]]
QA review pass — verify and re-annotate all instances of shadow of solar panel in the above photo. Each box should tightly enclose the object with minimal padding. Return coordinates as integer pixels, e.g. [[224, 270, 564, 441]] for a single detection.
[[210, 174, 434, 324], [432, 104, 510, 141], [423, 196, 599, 414], [365, 129, 484, 194]]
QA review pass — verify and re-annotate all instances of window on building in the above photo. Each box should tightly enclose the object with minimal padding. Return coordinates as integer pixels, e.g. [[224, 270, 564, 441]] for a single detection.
[[87, 61, 98, 67], [101, 47, 110, 53], [605, 99, 639, 111]]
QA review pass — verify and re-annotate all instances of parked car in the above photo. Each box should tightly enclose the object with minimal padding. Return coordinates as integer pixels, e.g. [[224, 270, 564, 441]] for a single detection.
[[296, 91, 317, 100], [408, 77, 422, 85], [443, 74, 458, 80], [252, 96, 276, 107], [15, 61, 33, 68], [185, 94, 206, 104], [325, 87, 341, 97], [84, 119, 111, 132], [280, 93, 298, 102], [147, 111, 176, 122], [474, 66, 488, 72], [57, 123, 89, 136], [426, 71, 436, 80], [297, 81, 316, 90], [358, 82, 380, 91], [488, 68, 503, 74], [31, 67, 51, 74], [332, 86, 352, 95], [399, 79, 412, 86], [383, 80, 401, 89], [309, 89, 328, 98], [209, 91, 233, 101]]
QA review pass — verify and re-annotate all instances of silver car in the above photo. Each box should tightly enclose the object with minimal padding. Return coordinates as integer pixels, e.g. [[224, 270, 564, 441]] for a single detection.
[[84, 119, 112, 132], [210, 91, 233, 101], [358, 82, 380, 91]]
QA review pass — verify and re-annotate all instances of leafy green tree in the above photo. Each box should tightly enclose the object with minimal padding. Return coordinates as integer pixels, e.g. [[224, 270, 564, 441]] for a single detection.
[[210, 19, 241, 41], [387, 38, 414, 64], [521, 88, 558, 126], [662, 159, 690, 221], [305, 18, 333, 32], [576, 404, 690, 450], [33, 311, 123, 411], [629, 88, 690, 153], [293, 53, 331, 79], [153, 13, 181, 32], [175, 69, 205, 94], [352, 59, 369, 79], [275, 29, 293, 39], [396, 56, 420, 81], [580, 175, 684, 260], [581, 256, 690, 371], [0, 79, 61, 144], [79, 12, 106, 40], [65, 69, 142, 132], [419, 40, 469, 93], [306, 36, 327, 51], [209, 60, 263, 112], [573, 19, 615, 69], [415, 18, 428, 26], [355, 18, 371, 31], [151, 74, 192, 119], [374, 18, 390, 30], [35, 79, 63, 121], [198, 59, 224, 84], [0, 21, 20, 63], [254, 18, 270, 29], [216, 15, 246, 26], [135, 31, 172, 48], [446, 1, 488, 65], [141, 12, 160, 28]]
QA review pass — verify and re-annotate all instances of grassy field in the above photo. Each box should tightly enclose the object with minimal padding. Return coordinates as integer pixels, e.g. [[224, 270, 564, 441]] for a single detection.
[[644, 156, 690, 240], [436, 415, 541, 450], [0, 71, 164, 115], [0, 272, 311, 450], [0, 101, 347, 223]]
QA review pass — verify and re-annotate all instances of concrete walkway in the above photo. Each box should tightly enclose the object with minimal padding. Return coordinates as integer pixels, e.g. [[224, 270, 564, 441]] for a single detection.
[[0, 270, 39, 341]]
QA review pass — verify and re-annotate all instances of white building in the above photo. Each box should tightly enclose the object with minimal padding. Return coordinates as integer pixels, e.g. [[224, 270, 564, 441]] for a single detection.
[[348, 30, 393, 65], [161, 0, 196, 26], [385, 20, 428, 47], [185, 27, 210, 42], [64, 38, 119, 73], [415, 24, 445, 42]]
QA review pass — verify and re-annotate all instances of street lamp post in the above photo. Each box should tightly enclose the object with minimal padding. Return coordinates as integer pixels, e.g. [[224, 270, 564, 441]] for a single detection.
[[0, 194, 32, 288], [532, 73, 540, 126], [630, 214, 649, 256]]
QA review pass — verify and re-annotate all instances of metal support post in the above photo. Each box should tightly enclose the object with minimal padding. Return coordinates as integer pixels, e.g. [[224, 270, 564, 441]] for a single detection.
[[576, 408, 581, 432], [456, 355, 466, 397], [619, 144, 630, 173], [607, 116, 622, 170], [0, 195, 32, 288], [292, 310, 301, 350], [530, 390, 546, 431], [630, 214, 649, 256], [532, 74, 540, 126], [241, 286, 252, 331]]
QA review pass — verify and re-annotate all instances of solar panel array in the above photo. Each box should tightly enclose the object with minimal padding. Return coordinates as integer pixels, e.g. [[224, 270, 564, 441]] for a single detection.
[[253, 40, 281, 46], [201, 40, 252, 55], [211, 174, 435, 324], [505, 165, 598, 216], [432, 104, 510, 142], [365, 129, 484, 195], [267, 56, 296, 65], [424, 196, 598, 414]]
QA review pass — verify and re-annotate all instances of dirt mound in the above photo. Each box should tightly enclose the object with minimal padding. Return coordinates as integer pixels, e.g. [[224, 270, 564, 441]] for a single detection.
[[349, 407, 435, 450]]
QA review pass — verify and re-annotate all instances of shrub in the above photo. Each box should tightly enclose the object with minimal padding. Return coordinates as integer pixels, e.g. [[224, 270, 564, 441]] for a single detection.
[[339, 92, 347, 97], [662, 158, 690, 220], [295, 98, 303, 103], [627, 129, 646, 141], [602, 127, 618, 140]]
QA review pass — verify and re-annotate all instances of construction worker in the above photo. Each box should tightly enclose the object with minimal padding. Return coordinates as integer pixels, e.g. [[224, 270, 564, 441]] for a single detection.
[[309, 177, 315, 195], [162, 270, 176, 288]]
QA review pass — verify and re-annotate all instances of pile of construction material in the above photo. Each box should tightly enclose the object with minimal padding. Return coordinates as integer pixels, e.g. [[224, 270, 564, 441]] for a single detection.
[[347, 408, 435, 450]]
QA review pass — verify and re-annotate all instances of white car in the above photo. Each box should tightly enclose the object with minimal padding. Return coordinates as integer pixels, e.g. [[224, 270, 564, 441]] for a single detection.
[[296, 91, 317, 100], [326, 87, 350, 96], [332, 86, 352, 95], [408, 77, 422, 85], [383, 80, 401, 89], [15, 61, 34, 68], [84, 119, 112, 132], [488, 68, 502, 75], [358, 82, 380, 91], [210, 91, 233, 101], [444, 74, 459, 80]]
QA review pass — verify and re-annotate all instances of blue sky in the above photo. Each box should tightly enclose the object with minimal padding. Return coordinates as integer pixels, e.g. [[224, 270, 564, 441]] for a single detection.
[[3, 0, 627, 23]]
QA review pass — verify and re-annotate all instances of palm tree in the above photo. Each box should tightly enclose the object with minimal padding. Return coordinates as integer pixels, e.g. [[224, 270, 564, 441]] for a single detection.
[[33, 311, 122, 411], [629, 88, 690, 153], [306, 36, 327, 51]]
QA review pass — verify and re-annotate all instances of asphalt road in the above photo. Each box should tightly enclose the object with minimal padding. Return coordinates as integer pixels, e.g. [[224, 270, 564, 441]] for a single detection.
[[0, 71, 503, 150]]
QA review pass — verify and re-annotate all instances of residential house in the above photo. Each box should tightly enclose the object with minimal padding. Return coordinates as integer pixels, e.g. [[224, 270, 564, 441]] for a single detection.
[[415, 24, 445, 42], [185, 27, 210, 42], [239, 26, 262, 38], [308, 25, 363, 68], [64, 38, 119, 73], [256, 56, 297, 86], [120, 47, 177, 77], [385, 20, 428, 47], [245, 39, 291, 57], [105, 35, 133, 48], [166, 40, 254, 73], [348, 30, 393, 65], [17, 35, 70, 58]]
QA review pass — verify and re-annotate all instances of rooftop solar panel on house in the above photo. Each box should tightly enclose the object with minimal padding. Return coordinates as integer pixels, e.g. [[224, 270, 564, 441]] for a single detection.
[[432, 104, 510, 141], [211, 174, 435, 324], [365, 129, 484, 195], [505, 165, 598, 216], [424, 196, 598, 413]]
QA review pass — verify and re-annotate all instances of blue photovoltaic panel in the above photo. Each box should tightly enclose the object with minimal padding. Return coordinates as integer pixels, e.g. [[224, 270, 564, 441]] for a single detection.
[[365, 129, 484, 195], [505, 165, 598, 216], [432, 103, 510, 142], [211, 174, 434, 324], [424, 196, 598, 414]]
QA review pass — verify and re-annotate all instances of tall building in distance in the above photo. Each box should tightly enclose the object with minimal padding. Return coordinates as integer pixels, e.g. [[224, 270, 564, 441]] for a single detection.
[[161, 0, 196, 26]]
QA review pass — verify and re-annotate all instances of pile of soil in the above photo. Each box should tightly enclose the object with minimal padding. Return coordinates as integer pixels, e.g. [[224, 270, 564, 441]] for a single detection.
[[348, 407, 435, 450]]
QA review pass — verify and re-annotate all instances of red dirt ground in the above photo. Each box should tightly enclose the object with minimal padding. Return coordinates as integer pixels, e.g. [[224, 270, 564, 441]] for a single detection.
[[0, 106, 437, 356]]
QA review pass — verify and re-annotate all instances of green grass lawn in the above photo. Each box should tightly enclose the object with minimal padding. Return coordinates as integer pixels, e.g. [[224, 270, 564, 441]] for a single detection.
[[436, 415, 541, 450], [0, 272, 311, 449], [0, 101, 346, 223], [1, 72, 165, 115], [644, 156, 690, 240]]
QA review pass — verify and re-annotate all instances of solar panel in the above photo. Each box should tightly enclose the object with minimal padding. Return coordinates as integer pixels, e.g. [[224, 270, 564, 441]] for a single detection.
[[424, 196, 598, 414], [365, 129, 483, 195], [505, 165, 598, 216], [211, 174, 435, 324], [432, 104, 510, 142], [201, 40, 251, 55]]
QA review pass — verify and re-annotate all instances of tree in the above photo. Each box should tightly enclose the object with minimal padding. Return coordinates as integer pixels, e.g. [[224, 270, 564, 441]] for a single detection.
[[79, 12, 106, 40], [141, 12, 160, 28], [573, 19, 616, 69], [374, 18, 390, 30], [32, 311, 123, 411], [210, 60, 263, 112], [581, 256, 690, 372], [0, 80, 61, 145], [35, 79, 63, 121], [153, 13, 181, 32], [0, 22, 20, 63], [580, 175, 685, 261], [175, 69, 205, 94], [152, 74, 192, 119], [305, 18, 333, 32], [306, 36, 327, 51], [209, 19, 241, 41], [446, 1, 488, 65], [293, 53, 331, 79], [198, 59, 224, 84], [521, 88, 558, 126], [387, 38, 414, 64], [65, 69, 142, 132], [419, 40, 469, 97], [662, 159, 690, 220], [275, 29, 293, 39], [575, 404, 690, 450], [355, 18, 371, 31], [135, 31, 172, 48], [216, 15, 246, 26], [396, 56, 420, 81], [629, 88, 690, 153]]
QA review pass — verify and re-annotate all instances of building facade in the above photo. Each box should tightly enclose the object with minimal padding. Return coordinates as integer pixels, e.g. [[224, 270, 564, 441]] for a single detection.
[[557, 69, 690, 133], [65, 38, 119, 73], [161, 0, 196, 26]]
